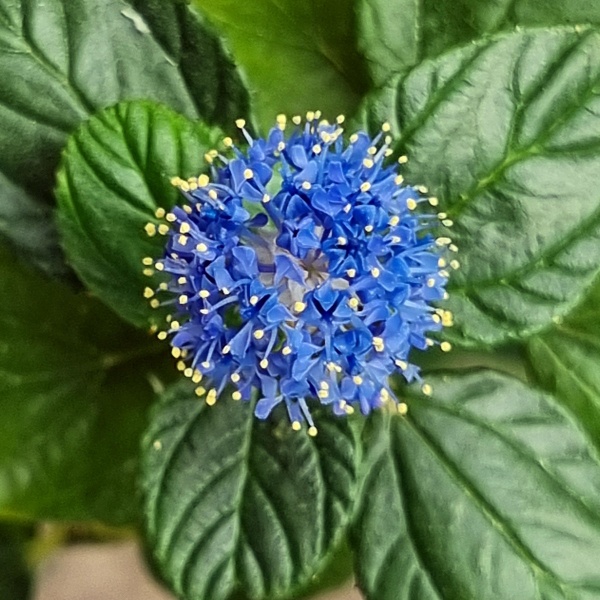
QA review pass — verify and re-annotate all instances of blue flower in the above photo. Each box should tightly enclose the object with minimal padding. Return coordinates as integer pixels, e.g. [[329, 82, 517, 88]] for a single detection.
[[144, 113, 456, 435]]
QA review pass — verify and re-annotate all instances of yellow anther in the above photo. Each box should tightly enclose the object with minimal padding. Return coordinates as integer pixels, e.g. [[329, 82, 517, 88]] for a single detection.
[[183, 204, 193, 213], [391, 236, 401, 244], [204, 153, 214, 163], [222, 287, 231, 295], [417, 185, 428, 194], [158, 224, 169, 235], [171, 321, 180, 331], [449, 244, 459, 253], [372, 336, 385, 351], [350, 133, 359, 143], [308, 426, 318, 437], [450, 260, 460, 270], [442, 219, 454, 227], [208, 189, 218, 200], [262, 194, 271, 203], [347, 268, 356, 278], [250, 295, 259, 305], [426, 338, 434, 347], [155, 261, 164, 271], [394, 175, 404, 185], [422, 383, 433, 396], [389, 215, 400, 227], [155, 207, 166, 219], [398, 155, 408, 164], [320, 381, 329, 390], [441, 341, 452, 352], [407, 199, 418, 210], [260, 358, 269, 369], [196, 242, 208, 252], [178, 234, 188, 245], [346, 405, 355, 415], [243, 168, 254, 180], [184, 367, 194, 378], [206, 389, 217, 406], [292, 421, 302, 431], [195, 386, 206, 397], [143, 287, 154, 298], [380, 388, 390, 402], [306, 111, 315, 121], [398, 403, 408, 415], [312, 144, 322, 154], [232, 391, 242, 401], [348, 297, 360, 309], [427, 278, 436, 288], [368, 146, 377, 155], [360, 182, 371, 193], [191, 370, 203, 383], [364, 225, 374, 233], [428, 197, 439, 207], [231, 373, 241, 383], [235, 118, 246, 129], [371, 267, 381, 278], [150, 299, 160, 309], [172, 347, 182, 359], [336, 114, 346, 124], [222, 345, 231, 354], [142, 257, 154, 266], [197, 174, 209, 187], [432, 314, 441, 324], [353, 375, 363, 385], [318, 390, 329, 399], [436, 237, 452, 246], [438, 258, 447, 268], [201, 361, 210, 369], [292, 115, 302, 125], [337, 236, 347, 245], [223, 136, 233, 147], [293, 301, 307, 313], [199, 290, 210, 298], [382, 122, 391, 132], [301, 181, 312, 190], [395, 359, 408, 370], [157, 331, 168, 341], [363, 158, 374, 168], [144, 223, 157, 237], [170, 177, 182, 187], [166, 212, 177, 222], [343, 203, 352, 213], [276, 113, 287, 127], [254, 329, 265, 340]]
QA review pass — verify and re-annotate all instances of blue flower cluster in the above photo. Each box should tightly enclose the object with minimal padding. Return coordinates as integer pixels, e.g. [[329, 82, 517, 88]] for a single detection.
[[144, 113, 456, 435]]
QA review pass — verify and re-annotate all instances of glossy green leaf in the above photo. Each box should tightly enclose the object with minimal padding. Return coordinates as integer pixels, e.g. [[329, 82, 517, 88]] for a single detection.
[[0, 525, 31, 600], [56, 101, 222, 327], [353, 371, 600, 600], [0, 0, 248, 276], [528, 278, 600, 451], [0, 245, 171, 524], [366, 27, 600, 347], [142, 379, 358, 600], [358, 0, 600, 86], [193, 0, 371, 129]]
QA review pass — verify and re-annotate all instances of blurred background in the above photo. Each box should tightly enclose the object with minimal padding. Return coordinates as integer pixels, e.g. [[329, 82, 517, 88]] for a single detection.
[[34, 542, 362, 600]]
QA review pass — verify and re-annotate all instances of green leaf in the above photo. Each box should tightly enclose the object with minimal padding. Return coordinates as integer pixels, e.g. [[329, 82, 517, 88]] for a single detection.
[[353, 370, 600, 600], [366, 27, 600, 347], [56, 100, 222, 327], [528, 278, 600, 452], [192, 0, 371, 129], [0, 0, 248, 277], [0, 244, 171, 524], [142, 379, 358, 600], [0, 525, 31, 600], [358, 0, 600, 86]]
